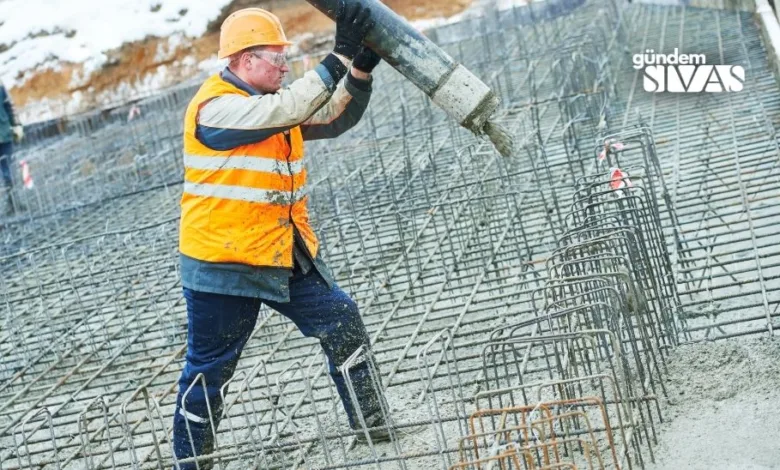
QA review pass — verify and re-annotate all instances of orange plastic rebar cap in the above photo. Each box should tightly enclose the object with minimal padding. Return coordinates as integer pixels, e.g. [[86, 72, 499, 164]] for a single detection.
[[218, 8, 293, 59]]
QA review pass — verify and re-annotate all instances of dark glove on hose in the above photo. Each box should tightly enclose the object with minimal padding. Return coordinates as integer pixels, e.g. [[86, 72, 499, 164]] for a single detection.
[[352, 46, 382, 73], [334, 1, 374, 60]]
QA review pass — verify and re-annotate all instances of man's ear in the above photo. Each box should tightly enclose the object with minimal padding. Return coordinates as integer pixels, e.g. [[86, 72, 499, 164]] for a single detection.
[[240, 53, 249, 71]]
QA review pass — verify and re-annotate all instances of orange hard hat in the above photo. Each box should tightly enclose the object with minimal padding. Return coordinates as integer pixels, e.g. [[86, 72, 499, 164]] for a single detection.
[[218, 8, 293, 59]]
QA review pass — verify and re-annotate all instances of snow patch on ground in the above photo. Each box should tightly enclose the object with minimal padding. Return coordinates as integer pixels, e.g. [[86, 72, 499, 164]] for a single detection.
[[0, 0, 234, 86]]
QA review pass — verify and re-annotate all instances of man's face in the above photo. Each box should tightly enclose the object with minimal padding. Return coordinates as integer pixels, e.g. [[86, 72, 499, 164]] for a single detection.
[[242, 45, 289, 93]]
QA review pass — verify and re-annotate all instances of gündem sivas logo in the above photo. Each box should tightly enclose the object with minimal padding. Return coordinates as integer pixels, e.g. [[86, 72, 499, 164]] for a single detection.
[[633, 48, 745, 92]]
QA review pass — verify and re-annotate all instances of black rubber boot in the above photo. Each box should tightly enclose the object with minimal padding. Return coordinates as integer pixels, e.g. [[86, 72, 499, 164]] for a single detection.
[[354, 412, 393, 444]]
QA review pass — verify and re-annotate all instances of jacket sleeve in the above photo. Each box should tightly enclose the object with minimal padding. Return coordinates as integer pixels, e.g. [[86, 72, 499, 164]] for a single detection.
[[196, 65, 338, 151], [301, 73, 372, 141], [1, 86, 19, 126]]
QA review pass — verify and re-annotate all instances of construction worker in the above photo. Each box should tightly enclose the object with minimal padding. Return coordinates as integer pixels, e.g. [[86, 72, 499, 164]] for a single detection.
[[173, 3, 385, 468], [0, 82, 24, 214]]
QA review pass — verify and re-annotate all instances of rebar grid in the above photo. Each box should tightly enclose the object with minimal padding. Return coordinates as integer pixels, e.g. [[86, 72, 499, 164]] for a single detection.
[[616, 5, 780, 340], [1, 0, 778, 469]]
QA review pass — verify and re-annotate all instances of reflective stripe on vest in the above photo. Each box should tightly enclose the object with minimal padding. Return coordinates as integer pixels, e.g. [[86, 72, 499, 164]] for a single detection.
[[183, 154, 305, 176], [183, 181, 307, 204]]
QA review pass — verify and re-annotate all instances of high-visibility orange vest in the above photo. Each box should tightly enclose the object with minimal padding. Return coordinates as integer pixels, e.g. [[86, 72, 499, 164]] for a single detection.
[[179, 74, 319, 267]]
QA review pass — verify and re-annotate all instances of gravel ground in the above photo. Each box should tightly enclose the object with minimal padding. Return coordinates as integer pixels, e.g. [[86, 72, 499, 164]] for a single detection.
[[648, 337, 780, 470]]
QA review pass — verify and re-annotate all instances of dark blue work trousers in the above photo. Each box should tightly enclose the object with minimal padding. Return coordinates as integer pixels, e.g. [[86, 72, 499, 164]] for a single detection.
[[0, 141, 12, 188], [172, 265, 380, 469]]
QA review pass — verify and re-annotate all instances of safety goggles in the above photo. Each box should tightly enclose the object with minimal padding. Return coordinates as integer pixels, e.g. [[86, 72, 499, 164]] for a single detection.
[[248, 50, 288, 68]]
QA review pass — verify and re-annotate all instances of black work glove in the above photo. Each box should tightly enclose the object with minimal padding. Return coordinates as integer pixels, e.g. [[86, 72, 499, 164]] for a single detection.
[[352, 46, 382, 73], [334, 0, 375, 60]]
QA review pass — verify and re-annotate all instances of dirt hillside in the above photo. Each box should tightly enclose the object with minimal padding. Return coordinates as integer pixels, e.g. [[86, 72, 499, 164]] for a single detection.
[[9, 0, 471, 118]]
